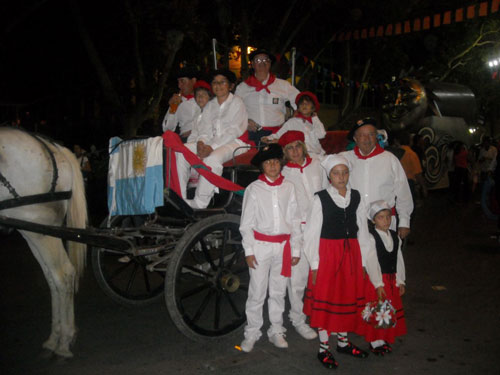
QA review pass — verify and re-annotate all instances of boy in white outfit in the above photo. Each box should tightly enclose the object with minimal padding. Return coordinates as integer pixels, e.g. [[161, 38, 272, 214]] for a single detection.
[[239, 143, 302, 352]]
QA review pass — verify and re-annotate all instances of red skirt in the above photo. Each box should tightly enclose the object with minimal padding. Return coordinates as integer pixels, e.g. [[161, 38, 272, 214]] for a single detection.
[[358, 273, 407, 343], [303, 238, 365, 333]]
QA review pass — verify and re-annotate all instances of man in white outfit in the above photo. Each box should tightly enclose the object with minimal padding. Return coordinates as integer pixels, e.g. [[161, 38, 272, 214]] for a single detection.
[[340, 118, 413, 239]]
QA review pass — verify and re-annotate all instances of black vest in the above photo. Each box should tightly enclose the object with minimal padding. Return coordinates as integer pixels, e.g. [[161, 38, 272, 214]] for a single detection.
[[317, 189, 360, 240], [369, 228, 399, 274]]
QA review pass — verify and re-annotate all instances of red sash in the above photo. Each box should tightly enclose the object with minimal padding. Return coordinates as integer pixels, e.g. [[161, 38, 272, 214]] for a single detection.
[[244, 74, 276, 94], [162, 131, 245, 197], [253, 231, 292, 278], [183, 94, 194, 100]]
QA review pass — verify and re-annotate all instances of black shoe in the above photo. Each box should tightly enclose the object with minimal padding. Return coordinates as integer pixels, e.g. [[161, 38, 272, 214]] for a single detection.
[[318, 350, 339, 369], [336, 342, 369, 358], [370, 344, 392, 357]]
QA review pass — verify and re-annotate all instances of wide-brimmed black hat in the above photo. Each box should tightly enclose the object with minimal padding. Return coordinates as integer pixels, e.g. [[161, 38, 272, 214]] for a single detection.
[[251, 143, 283, 167], [175, 66, 199, 80], [347, 117, 378, 141], [249, 49, 276, 64], [210, 69, 237, 84]]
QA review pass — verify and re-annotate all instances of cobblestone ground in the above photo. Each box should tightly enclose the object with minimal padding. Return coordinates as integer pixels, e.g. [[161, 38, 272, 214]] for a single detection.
[[1, 189, 499, 375]]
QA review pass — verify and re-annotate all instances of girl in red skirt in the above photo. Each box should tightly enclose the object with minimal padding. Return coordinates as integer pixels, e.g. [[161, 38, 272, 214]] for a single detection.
[[303, 155, 371, 369], [362, 200, 407, 355]]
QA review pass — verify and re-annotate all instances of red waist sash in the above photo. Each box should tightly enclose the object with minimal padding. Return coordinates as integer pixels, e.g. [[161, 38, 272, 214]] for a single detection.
[[253, 231, 292, 278]]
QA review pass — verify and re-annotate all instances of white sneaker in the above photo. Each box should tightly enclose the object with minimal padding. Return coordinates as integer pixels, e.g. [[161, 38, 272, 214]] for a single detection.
[[295, 324, 318, 340], [268, 332, 288, 349], [240, 337, 258, 353]]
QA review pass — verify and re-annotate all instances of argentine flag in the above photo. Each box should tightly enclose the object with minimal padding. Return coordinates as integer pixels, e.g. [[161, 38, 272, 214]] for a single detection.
[[108, 136, 164, 216]]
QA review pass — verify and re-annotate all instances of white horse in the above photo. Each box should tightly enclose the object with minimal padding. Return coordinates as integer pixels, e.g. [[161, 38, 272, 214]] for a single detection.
[[0, 127, 87, 358]]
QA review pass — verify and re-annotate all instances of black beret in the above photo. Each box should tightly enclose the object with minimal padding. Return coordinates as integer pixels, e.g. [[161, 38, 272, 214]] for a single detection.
[[210, 69, 237, 84], [251, 143, 283, 167], [347, 117, 378, 141], [175, 66, 199, 80], [249, 49, 276, 64]]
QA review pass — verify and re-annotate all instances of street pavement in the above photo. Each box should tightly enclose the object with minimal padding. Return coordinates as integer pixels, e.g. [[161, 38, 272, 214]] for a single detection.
[[1, 189, 499, 375]]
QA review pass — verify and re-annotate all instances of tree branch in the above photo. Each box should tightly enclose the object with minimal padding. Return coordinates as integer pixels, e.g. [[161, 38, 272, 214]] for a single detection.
[[125, 0, 146, 92], [68, 0, 123, 111]]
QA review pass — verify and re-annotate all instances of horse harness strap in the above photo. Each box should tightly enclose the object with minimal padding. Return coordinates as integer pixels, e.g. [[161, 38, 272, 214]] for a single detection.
[[0, 130, 71, 211], [0, 191, 72, 211], [31, 133, 59, 194], [0, 170, 19, 199]]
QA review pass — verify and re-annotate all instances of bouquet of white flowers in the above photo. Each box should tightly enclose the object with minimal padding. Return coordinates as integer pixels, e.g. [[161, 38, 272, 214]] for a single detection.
[[361, 299, 397, 329]]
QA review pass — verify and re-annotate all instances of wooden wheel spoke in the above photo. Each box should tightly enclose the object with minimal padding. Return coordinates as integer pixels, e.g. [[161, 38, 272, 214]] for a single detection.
[[191, 289, 213, 323], [125, 263, 139, 293], [222, 290, 243, 318], [180, 264, 212, 278], [214, 291, 221, 330], [142, 267, 151, 292], [107, 261, 133, 281], [180, 282, 211, 300], [200, 238, 217, 270]]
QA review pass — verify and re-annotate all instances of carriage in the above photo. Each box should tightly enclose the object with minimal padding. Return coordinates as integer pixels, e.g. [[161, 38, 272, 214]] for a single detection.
[[0, 127, 348, 357]]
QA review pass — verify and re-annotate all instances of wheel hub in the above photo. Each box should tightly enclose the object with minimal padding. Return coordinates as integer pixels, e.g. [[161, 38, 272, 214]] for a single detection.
[[219, 272, 240, 292]]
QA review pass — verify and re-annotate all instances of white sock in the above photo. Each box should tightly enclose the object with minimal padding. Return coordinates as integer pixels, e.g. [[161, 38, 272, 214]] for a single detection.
[[318, 329, 330, 352], [336, 332, 348, 347]]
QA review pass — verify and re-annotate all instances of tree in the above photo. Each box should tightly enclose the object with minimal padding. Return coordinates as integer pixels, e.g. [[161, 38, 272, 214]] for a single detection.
[[68, 0, 196, 137]]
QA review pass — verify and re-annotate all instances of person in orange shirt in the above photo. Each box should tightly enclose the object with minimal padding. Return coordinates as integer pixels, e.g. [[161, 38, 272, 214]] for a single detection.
[[393, 132, 427, 210]]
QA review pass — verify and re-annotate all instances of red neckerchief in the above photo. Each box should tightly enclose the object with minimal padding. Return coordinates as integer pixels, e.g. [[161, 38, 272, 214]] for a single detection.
[[182, 94, 194, 100], [295, 112, 313, 124], [244, 74, 276, 93], [354, 144, 384, 160], [258, 173, 284, 186], [286, 157, 312, 173]]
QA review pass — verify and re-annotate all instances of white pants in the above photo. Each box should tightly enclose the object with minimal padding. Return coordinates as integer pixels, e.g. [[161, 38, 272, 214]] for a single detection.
[[287, 247, 310, 327], [244, 242, 288, 340], [175, 140, 247, 208]]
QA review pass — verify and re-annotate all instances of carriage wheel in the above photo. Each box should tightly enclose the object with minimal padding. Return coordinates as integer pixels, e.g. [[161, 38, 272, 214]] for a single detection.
[[92, 215, 166, 306], [165, 214, 249, 342]]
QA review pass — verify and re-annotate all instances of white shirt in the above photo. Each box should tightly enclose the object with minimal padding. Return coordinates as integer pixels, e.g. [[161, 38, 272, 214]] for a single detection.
[[479, 145, 497, 172], [282, 158, 329, 221], [304, 186, 370, 270], [186, 110, 204, 144], [239, 178, 302, 258], [162, 97, 199, 135], [341, 149, 414, 228], [365, 228, 406, 288], [235, 75, 300, 127], [268, 116, 326, 156], [195, 93, 248, 149]]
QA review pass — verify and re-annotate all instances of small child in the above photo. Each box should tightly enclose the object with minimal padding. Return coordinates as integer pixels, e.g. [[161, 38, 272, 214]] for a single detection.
[[262, 91, 326, 158], [303, 154, 370, 369], [186, 80, 213, 143], [239, 143, 302, 352], [362, 200, 407, 355], [279, 130, 329, 340]]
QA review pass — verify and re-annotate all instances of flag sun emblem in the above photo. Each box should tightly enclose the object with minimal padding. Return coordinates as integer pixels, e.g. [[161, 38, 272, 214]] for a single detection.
[[132, 144, 147, 175]]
